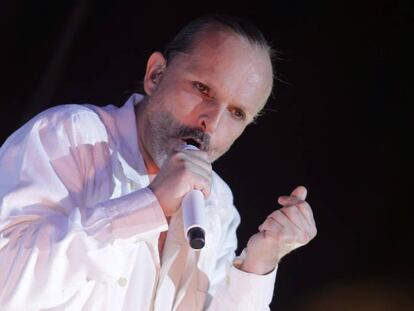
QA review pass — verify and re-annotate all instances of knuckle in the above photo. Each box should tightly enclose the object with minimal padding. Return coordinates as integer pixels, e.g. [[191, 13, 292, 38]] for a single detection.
[[269, 210, 279, 219], [265, 217, 277, 228], [275, 209, 285, 217], [268, 213, 281, 225], [169, 155, 186, 168]]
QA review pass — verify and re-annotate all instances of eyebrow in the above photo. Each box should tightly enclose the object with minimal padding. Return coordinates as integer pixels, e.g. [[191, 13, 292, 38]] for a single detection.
[[184, 66, 258, 120], [209, 84, 255, 119]]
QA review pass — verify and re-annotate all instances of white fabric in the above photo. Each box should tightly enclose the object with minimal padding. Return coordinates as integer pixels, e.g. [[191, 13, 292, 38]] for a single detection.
[[0, 94, 276, 310]]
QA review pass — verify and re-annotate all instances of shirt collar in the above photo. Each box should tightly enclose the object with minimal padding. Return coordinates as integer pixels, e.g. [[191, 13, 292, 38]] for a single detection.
[[114, 93, 149, 186]]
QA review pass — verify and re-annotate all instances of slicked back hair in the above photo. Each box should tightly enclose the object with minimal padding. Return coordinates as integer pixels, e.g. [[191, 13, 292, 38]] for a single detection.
[[163, 14, 274, 69]]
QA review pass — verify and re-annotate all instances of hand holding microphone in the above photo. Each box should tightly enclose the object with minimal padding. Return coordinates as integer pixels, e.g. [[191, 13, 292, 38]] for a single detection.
[[149, 143, 211, 249]]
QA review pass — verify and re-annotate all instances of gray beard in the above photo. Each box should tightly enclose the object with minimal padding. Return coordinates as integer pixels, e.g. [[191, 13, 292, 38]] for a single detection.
[[145, 109, 211, 168]]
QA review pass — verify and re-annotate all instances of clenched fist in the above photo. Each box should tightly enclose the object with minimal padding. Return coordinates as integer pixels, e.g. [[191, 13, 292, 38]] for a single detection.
[[241, 186, 317, 275], [149, 148, 212, 217]]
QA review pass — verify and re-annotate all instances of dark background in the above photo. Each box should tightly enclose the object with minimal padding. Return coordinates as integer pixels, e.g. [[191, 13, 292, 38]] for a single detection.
[[1, 0, 413, 310]]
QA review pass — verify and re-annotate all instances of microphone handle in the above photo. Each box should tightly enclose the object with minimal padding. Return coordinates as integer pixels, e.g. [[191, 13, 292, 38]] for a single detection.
[[182, 189, 206, 250]]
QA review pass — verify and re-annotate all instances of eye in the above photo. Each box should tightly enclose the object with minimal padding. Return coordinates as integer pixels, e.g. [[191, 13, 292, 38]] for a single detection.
[[193, 81, 209, 95], [231, 108, 246, 121]]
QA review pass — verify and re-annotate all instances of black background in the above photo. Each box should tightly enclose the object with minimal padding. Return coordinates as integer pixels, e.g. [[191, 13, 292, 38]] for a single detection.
[[1, 0, 413, 310]]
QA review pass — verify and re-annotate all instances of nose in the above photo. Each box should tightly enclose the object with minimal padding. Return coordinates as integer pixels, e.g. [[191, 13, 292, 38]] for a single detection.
[[198, 100, 225, 133]]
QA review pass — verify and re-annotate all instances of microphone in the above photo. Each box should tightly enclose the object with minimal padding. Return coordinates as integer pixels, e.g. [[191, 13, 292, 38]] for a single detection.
[[181, 144, 206, 250]]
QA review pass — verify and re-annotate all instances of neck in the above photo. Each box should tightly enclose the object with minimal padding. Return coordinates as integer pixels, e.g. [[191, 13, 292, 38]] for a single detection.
[[135, 98, 160, 175]]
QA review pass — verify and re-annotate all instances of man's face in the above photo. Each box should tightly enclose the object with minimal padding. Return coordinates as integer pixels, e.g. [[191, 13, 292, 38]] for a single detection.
[[141, 30, 273, 167]]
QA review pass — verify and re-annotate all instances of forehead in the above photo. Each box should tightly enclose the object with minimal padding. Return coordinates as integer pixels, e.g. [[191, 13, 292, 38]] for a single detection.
[[169, 30, 273, 116]]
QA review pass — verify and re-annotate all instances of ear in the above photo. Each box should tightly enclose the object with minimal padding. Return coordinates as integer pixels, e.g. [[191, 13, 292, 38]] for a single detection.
[[143, 51, 167, 95]]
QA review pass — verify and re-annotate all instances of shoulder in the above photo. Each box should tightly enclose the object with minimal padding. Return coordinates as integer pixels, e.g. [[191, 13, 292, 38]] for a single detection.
[[43, 105, 110, 148], [32, 104, 103, 127], [2, 104, 109, 153], [10, 104, 104, 137]]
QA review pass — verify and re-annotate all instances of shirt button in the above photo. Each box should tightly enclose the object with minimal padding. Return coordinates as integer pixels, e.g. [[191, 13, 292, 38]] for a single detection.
[[118, 277, 128, 287]]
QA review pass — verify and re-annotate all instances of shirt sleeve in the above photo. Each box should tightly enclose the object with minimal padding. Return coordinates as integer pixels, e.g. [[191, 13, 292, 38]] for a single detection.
[[0, 107, 167, 309], [205, 182, 277, 310]]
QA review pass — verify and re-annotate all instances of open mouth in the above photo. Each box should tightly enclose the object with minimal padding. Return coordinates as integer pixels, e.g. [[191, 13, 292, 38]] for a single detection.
[[183, 138, 201, 149]]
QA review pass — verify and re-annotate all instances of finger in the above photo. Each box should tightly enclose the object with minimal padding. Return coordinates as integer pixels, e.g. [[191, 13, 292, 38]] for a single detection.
[[278, 195, 305, 206], [171, 149, 210, 165], [258, 218, 283, 240], [296, 201, 316, 227], [181, 151, 212, 173], [180, 149, 210, 164], [258, 214, 284, 232], [281, 205, 317, 242], [191, 171, 212, 197], [268, 209, 295, 229], [278, 193, 315, 227], [279, 205, 308, 232], [175, 152, 213, 198], [171, 150, 211, 175], [290, 185, 307, 201], [183, 158, 212, 179]]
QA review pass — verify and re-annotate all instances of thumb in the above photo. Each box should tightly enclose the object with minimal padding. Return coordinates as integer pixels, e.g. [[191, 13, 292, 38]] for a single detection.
[[290, 185, 307, 200]]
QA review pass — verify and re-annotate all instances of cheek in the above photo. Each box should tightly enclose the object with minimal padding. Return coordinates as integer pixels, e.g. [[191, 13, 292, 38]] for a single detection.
[[154, 80, 202, 115], [172, 90, 203, 114], [211, 123, 245, 159]]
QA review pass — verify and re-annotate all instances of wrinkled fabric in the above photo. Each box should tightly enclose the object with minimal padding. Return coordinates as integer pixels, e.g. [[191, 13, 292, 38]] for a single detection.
[[0, 94, 276, 310]]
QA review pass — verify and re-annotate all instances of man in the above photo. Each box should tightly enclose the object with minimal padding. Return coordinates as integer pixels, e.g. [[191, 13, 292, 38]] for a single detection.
[[0, 15, 316, 310]]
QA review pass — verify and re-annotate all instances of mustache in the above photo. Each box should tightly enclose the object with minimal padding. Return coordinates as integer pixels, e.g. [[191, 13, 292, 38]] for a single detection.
[[174, 127, 211, 151]]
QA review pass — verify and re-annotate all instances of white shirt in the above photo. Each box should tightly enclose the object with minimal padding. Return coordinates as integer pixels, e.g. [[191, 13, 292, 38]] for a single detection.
[[0, 94, 276, 310]]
